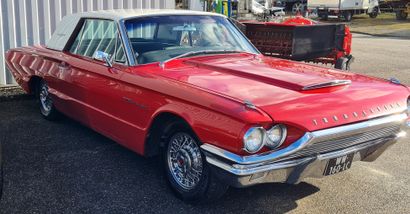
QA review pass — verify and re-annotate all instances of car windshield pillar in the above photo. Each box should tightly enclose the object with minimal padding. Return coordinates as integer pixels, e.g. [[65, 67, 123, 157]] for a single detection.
[[118, 20, 137, 66]]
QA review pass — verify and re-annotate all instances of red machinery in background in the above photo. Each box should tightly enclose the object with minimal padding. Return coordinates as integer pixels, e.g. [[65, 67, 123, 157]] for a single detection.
[[239, 16, 353, 70]]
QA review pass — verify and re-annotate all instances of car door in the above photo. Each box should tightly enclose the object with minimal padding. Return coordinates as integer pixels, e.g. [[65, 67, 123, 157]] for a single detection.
[[42, 23, 91, 124], [66, 18, 133, 144]]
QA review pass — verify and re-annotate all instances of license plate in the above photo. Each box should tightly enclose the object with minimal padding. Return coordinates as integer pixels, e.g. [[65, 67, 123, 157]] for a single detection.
[[324, 153, 354, 176]]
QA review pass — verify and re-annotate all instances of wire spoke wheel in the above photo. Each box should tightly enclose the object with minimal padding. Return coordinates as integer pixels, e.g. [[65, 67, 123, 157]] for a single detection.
[[292, 3, 306, 14], [167, 132, 203, 190], [39, 83, 52, 114]]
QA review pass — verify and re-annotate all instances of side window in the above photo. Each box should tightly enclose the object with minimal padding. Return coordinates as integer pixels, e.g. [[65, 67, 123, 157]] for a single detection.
[[70, 19, 117, 59]]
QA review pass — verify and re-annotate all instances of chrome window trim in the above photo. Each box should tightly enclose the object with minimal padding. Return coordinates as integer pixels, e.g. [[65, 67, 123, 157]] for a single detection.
[[67, 18, 130, 66], [227, 18, 261, 55], [112, 31, 128, 66], [201, 112, 408, 166], [118, 19, 136, 66]]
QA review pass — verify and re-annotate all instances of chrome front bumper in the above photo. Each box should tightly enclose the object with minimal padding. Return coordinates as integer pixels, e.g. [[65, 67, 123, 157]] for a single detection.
[[201, 113, 409, 188]]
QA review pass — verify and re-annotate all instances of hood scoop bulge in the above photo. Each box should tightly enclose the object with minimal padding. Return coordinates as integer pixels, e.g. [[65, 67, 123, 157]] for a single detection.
[[301, 80, 352, 91], [185, 58, 354, 92]]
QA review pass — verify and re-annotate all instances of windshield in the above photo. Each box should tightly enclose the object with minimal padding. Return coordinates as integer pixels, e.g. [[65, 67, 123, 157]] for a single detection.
[[124, 15, 259, 64]]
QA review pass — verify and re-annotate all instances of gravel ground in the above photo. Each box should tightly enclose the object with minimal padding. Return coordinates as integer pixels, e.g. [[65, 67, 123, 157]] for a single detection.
[[0, 34, 409, 213], [348, 14, 410, 39], [314, 13, 410, 38], [0, 86, 28, 102]]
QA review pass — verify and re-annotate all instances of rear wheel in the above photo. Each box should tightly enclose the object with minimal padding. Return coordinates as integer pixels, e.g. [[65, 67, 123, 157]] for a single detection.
[[162, 121, 228, 203], [396, 11, 408, 20], [38, 80, 60, 120]]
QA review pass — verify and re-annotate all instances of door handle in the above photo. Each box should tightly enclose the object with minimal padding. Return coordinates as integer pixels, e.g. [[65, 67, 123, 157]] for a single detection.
[[58, 62, 71, 70], [108, 67, 120, 74]]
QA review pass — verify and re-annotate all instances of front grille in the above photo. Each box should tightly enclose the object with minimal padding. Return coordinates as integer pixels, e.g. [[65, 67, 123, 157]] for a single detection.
[[283, 124, 401, 160]]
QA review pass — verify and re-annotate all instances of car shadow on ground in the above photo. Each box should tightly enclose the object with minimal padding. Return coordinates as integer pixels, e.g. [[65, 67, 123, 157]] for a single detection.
[[0, 99, 319, 213]]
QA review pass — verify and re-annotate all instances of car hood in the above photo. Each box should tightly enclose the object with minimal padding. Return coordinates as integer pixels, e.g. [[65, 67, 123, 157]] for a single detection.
[[160, 54, 409, 131]]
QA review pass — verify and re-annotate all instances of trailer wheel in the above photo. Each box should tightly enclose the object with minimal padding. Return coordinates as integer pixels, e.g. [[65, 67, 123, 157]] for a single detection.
[[396, 11, 408, 20], [335, 57, 350, 70], [343, 11, 353, 22]]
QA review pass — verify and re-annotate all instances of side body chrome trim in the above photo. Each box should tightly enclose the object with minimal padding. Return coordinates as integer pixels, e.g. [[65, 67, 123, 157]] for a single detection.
[[201, 113, 408, 166]]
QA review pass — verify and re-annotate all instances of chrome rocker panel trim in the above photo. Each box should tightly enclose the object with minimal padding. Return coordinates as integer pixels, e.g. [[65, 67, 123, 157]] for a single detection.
[[201, 113, 408, 187]]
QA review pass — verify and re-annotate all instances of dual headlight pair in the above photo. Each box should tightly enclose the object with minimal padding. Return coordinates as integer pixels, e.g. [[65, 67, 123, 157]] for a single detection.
[[243, 124, 287, 154]]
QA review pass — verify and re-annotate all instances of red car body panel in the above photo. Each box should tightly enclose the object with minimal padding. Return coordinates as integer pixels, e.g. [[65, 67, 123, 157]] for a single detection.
[[161, 54, 409, 131], [6, 46, 268, 155], [5, 45, 410, 155]]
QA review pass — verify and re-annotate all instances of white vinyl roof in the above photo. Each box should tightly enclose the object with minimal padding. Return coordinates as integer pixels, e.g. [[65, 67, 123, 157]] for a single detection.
[[72, 9, 225, 21], [46, 9, 225, 51]]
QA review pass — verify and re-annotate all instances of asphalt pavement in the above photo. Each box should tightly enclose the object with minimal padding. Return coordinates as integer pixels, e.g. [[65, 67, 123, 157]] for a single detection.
[[0, 34, 409, 213]]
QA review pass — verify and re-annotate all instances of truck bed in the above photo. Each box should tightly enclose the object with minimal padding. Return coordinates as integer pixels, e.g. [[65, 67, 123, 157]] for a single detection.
[[308, 0, 340, 9], [308, 0, 373, 10], [242, 22, 346, 61]]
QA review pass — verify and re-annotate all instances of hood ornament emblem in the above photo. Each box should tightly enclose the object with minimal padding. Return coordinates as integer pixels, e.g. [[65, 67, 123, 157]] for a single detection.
[[244, 100, 257, 110], [302, 80, 351, 91], [389, 77, 401, 85]]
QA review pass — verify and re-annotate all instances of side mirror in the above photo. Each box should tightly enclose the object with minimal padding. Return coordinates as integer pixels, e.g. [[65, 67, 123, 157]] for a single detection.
[[94, 51, 112, 67]]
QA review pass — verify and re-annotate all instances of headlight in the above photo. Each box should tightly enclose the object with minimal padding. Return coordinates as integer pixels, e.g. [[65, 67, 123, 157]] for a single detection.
[[243, 127, 266, 153], [407, 97, 410, 115], [266, 124, 287, 149], [407, 98, 410, 128]]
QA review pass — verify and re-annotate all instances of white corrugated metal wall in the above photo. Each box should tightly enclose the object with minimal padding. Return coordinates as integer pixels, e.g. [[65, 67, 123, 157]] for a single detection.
[[0, 0, 175, 86]]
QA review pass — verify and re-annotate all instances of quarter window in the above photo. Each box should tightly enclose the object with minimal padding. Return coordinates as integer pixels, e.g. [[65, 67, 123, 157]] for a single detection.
[[115, 36, 126, 63]]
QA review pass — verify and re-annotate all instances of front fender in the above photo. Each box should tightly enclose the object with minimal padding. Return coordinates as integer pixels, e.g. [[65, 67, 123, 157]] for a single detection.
[[150, 101, 252, 154]]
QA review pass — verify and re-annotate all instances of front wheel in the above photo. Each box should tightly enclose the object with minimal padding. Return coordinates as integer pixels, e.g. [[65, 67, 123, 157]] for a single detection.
[[162, 122, 228, 203], [38, 80, 60, 120], [369, 7, 379, 18], [369, 12, 378, 18]]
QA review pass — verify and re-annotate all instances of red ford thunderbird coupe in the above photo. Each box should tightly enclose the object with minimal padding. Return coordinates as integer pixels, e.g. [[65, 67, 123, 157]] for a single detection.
[[5, 10, 410, 202]]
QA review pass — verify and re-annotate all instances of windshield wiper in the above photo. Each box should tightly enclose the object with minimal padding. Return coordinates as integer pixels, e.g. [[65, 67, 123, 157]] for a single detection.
[[159, 50, 255, 68]]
